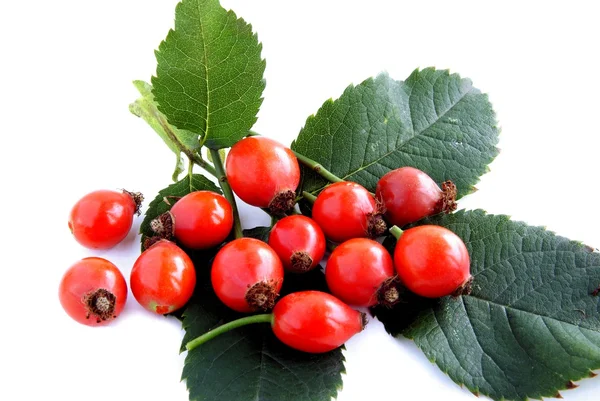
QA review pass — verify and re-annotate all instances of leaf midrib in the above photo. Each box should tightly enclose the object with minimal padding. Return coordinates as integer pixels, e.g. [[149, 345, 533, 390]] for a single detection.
[[196, 0, 210, 140]]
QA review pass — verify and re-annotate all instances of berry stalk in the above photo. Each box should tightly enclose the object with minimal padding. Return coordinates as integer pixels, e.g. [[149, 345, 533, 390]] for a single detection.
[[186, 313, 273, 351], [389, 225, 404, 240], [210, 148, 243, 239]]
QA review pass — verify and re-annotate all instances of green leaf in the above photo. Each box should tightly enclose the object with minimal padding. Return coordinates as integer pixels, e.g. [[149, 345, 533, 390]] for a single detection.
[[242, 226, 271, 242], [376, 210, 600, 400], [291, 69, 499, 197], [130, 80, 201, 181], [139, 174, 221, 249], [181, 267, 344, 401], [152, 0, 266, 150]]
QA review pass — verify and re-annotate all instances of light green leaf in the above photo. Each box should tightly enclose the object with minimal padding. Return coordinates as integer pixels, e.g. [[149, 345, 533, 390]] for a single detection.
[[291, 69, 499, 198], [152, 0, 265, 149]]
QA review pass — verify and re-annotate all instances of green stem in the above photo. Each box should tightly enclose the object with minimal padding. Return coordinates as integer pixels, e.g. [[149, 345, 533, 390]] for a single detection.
[[186, 314, 273, 352], [210, 148, 243, 239], [302, 191, 317, 204], [247, 130, 344, 184], [389, 225, 404, 240]]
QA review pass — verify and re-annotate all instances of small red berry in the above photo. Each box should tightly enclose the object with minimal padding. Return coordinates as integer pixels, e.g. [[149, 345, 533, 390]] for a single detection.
[[268, 215, 326, 273], [211, 238, 284, 313], [393, 225, 471, 298], [326, 238, 398, 307], [68, 189, 143, 249], [312, 182, 386, 243], [225, 136, 300, 215], [153, 191, 233, 250], [130, 240, 196, 314], [272, 291, 366, 353], [59, 257, 128, 326], [376, 167, 457, 227]]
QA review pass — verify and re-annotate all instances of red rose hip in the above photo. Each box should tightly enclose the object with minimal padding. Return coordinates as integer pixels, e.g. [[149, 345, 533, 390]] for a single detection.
[[225, 136, 300, 215], [376, 167, 456, 227], [393, 225, 471, 298], [211, 238, 284, 312], [268, 215, 326, 273]]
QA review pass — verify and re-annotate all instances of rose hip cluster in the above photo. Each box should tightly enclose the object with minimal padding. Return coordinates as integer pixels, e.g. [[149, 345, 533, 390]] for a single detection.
[[59, 136, 472, 355]]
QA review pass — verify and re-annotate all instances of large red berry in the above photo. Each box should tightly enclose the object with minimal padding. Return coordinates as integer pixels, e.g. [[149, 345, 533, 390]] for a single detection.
[[211, 238, 284, 313], [376, 167, 457, 227], [312, 182, 386, 243], [59, 257, 128, 326], [225, 136, 300, 214], [164, 191, 233, 250], [68, 189, 143, 249], [268, 215, 326, 273], [326, 238, 397, 307], [272, 291, 365, 353], [130, 240, 196, 314], [393, 225, 471, 298]]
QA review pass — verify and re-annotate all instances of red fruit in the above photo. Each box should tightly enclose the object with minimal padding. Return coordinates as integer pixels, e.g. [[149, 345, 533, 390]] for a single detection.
[[59, 257, 127, 326], [130, 240, 196, 314], [326, 238, 398, 307], [272, 291, 365, 353], [376, 167, 457, 227], [268, 215, 326, 273], [211, 238, 284, 313], [311, 182, 386, 243], [153, 191, 233, 250], [225, 136, 300, 214], [68, 189, 143, 249], [393, 225, 471, 298]]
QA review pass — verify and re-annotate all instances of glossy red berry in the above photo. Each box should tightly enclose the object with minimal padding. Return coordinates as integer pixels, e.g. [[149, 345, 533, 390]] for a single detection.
[[130, 240, 196, 314], [155, 191, 233, 250], [225, 136, 300, 214], [68, 189, 143, 249], [211, 238, 284, 313], [59, 257, 128, 326], [376, 167, 457, 227], [393, 225, 471, 298], [312, 182, 386, 243], [272, 291, 365, 353], [268, 215, 326, 273], [326, 238, 398, 307]]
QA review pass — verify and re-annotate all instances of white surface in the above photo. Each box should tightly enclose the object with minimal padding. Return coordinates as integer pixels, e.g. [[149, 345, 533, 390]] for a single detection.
[[1, 0, 599, 400]]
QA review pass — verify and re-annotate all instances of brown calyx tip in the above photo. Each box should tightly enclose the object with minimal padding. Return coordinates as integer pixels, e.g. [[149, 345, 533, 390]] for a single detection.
[[246, 280, 280, 311], [591, 285, 600, 296], [268, 190, 296, 216], [436, 180, 457, 214], [377, 276, 402, 307], [290, 251, 314, 273], [359, 312, 368, 331], [150, 211, 175, 239], [452, 276, 474, 297], [123, 189, 144, 216], [142, 235, 164, 250], [367, 213, 387, 238], [84, 288, 116, 322]]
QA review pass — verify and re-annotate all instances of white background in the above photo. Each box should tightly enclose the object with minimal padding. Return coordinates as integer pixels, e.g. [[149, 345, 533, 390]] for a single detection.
[[1, 0, 599, 400]]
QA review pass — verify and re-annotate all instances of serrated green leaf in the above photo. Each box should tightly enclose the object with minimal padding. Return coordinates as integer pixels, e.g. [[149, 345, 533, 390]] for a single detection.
[[181, 267, 344, 401], [130, 80, 201, 180], [291, 69, 499, 198], [152, 0, 265, 150], [376, 210, 600, 401], [139, 174, 221, 249]]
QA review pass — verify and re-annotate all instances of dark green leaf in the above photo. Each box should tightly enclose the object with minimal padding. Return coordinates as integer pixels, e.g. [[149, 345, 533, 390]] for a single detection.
[[181, 267, 344, 401], [377, 209, 600, 400], [152, 0, 266, 149], [242, 226, 271, 242], [291, 69, 499, 197], [139, 174, 221, 249]]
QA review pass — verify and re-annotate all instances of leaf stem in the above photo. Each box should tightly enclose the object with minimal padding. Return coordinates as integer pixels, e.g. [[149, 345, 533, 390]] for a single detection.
[[186, 314, 273, 352], [389, 225, 404, 240], [210, 148, 243, 239], [302, 191, 317, 204], [248, 130, 344, 184]]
